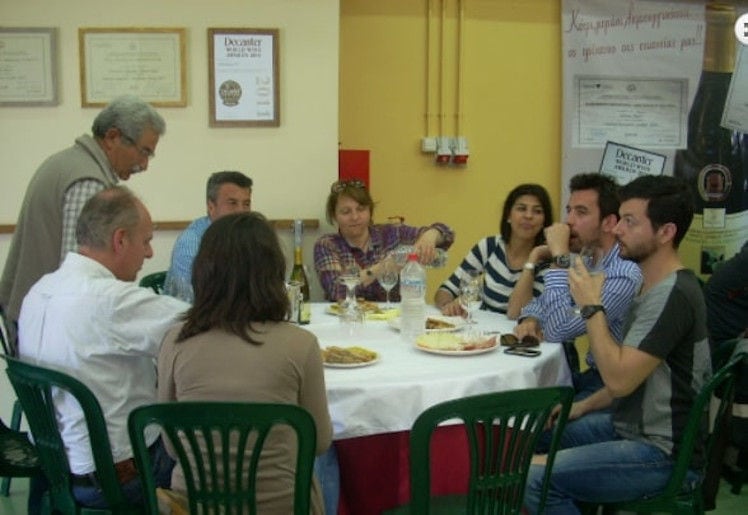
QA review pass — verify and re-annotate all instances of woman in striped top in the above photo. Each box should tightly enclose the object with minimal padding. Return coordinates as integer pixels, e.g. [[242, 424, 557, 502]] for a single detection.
[[435, 183, 553, 317]]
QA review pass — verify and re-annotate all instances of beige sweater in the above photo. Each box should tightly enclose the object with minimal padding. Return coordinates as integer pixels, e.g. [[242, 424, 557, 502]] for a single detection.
[[158, 321, 333, 515]]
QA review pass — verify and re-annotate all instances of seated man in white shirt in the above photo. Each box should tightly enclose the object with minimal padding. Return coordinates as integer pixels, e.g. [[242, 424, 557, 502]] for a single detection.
[[18, 186, 189, 510]]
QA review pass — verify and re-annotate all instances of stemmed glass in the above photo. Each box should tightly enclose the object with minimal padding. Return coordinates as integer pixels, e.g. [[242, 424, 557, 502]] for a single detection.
[[339, 264, 361, 312], [459, 270, 483, 329], [378, 258, 398, 309], [569, 245, 605, 316]]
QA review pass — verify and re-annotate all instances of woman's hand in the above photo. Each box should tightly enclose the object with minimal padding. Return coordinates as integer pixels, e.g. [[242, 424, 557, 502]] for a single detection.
[[439, 298, 465, 317], [413, 228, 440, 265]]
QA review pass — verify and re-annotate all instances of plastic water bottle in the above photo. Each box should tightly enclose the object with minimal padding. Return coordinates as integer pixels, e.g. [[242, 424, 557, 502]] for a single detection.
[[400, 253, 426, 341]]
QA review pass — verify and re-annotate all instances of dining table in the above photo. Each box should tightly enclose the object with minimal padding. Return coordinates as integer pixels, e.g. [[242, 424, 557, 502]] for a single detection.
[[306, 302, 573, 515]]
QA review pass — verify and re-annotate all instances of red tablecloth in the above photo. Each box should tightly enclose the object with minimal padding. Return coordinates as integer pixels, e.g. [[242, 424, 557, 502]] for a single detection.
[[336, 425, 470, 514]]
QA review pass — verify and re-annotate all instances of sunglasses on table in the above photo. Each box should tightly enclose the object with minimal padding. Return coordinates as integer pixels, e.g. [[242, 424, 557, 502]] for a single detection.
[[500, 334, 540, 348]]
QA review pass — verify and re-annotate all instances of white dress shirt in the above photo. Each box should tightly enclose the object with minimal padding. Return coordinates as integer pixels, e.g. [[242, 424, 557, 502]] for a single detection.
[[18, 252, 189, 474]]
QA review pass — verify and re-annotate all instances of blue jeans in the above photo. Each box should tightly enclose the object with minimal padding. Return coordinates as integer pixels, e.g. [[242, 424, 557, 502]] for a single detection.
[[72, 437, 174, 509], [524, 412, 680, 514], [314, 445, 340, 515]]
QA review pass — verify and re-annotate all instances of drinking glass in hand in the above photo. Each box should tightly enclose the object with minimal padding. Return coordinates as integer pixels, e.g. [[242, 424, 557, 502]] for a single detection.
[[378, 259, 398, 309], [569, 245, 605, 316]]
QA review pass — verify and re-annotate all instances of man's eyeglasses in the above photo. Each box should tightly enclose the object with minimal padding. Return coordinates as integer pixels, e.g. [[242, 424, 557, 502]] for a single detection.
[[120, 133, 155, 159], [331, 179, 366, 193]]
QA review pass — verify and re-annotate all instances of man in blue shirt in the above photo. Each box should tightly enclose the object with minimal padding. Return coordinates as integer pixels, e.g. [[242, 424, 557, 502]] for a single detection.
[[514, 173, 642, 399], [164, 171, 252, 300]]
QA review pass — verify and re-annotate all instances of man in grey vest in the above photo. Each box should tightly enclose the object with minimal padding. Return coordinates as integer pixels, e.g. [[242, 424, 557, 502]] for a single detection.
[[0, 95, 165, 329]]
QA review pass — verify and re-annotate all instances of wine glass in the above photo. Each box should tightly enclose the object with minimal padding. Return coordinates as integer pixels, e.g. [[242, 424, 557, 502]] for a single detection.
[[569, 245, 605, 316], [378, 259, 398, 309], [339, 263, 361, 310], [459, 271, 483, 327]]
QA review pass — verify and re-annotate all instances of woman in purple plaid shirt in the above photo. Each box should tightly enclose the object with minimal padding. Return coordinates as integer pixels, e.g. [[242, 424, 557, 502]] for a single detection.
[[313, 180, 454, 302]]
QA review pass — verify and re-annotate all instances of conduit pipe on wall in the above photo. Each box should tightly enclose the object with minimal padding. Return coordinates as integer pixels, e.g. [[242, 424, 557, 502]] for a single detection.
[[453, 0, 469, 163]]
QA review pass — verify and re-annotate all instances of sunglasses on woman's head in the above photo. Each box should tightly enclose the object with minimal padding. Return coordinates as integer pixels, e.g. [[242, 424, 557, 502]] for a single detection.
[[331, 179, 366, 193]]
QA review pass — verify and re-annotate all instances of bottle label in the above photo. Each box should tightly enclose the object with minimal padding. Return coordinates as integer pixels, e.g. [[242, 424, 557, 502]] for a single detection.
[[680, 209, 748, 278], [697, 163, 732, 203]]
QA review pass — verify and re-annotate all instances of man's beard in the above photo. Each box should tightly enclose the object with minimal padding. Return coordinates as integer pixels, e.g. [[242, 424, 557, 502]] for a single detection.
[[619, 239, 656, 263]]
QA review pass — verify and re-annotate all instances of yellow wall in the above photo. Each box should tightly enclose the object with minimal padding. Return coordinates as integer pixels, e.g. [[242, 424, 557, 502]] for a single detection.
[[340, 0, 562, 295]]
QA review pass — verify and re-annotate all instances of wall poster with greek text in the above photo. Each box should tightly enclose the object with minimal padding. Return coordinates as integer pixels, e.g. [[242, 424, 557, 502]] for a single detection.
[[561, 0, 748, 277]]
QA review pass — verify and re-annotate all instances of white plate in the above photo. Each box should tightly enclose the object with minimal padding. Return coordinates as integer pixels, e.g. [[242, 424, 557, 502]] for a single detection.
[[388, 315, 466, 333], [324, 356, 380, 368], [414, 333, 498, 356], [416, 344, 497, 356], [326, 304, 397, 320]]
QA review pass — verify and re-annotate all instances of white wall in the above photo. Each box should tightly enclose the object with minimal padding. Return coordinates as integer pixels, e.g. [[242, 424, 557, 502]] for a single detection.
[[1, 0, 339, 422]]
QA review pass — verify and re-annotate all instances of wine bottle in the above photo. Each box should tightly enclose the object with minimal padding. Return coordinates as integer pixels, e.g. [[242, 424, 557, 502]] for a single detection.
[[290, 219, 311, 324], [674, 2, 748, 277]]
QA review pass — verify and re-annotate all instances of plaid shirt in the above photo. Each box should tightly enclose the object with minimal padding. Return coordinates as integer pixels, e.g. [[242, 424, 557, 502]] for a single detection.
[[61, 179, 108, 261], [313, 222, 454, 302]]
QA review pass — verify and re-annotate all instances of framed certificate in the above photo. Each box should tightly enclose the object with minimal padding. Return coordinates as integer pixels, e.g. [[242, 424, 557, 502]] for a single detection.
[[79, 27, 187, 107], [0, 27, 58, 106], [208, 28, 280, 127]]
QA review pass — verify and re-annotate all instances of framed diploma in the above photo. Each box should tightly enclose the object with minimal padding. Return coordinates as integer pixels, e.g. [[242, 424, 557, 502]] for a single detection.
[[208, 28, 280, 127], [0, 27, 58, 106], [79, 27, 187, 107]]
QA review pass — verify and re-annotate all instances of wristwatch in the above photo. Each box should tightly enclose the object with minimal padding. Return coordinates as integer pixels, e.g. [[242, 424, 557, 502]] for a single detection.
[[580, 304, 606, 320], [523, 262, 535, 272], [553, 254, 571, 269]]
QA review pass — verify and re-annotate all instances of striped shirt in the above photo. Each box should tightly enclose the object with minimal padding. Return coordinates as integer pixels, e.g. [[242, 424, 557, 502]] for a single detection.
[[438, 236, 547, 314], [520, 243, 642, 364]]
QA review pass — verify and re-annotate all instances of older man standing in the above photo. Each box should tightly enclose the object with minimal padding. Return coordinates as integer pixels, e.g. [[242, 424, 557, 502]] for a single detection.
[[163, 170, 253, 301], [18, 186, 188, 510], [1, 95, 165, 327]]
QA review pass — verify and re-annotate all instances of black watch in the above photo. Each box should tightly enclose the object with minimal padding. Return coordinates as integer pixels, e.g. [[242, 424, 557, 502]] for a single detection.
[[580, 304, 606, 320], [553, 254, 571, 269]]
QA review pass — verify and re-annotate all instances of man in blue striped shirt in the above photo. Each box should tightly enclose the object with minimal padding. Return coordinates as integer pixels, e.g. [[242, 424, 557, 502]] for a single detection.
[[514, 173, 642, 398]]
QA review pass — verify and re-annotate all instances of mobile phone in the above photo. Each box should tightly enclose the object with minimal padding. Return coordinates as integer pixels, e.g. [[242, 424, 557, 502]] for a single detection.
[[503, 347, 541, 358]]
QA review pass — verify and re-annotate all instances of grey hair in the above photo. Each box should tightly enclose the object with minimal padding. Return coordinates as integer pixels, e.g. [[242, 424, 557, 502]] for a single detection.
[[206, 171, 253, 203], [91, 95, 166, 141], [76, 186, 142, 249]]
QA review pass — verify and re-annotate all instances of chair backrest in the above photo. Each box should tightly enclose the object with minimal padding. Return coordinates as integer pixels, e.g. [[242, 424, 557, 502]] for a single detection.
[[657, 351, 745, 502], [4, 356, 132, 513], [138, 271, 167, 295], [408, 386, 574, 514], [128, 401, 317, 515]]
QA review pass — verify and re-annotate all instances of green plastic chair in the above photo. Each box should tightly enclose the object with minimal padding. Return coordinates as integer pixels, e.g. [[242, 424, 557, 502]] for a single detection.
[[384, 386, 575, 515], [0, 416, 40, 496], [128, 401, 317, 515], [4, 356, 140, 514], [0, 310, 34, 496], [582, 351, 746, 515], [138, 271, 167, 294]]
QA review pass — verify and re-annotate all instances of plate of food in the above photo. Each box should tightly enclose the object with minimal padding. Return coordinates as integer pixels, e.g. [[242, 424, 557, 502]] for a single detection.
[[322, 346, 379, 368], [388, 315, 466, 333], [414, 333, 497, 356], [326, 301, 398, 320]]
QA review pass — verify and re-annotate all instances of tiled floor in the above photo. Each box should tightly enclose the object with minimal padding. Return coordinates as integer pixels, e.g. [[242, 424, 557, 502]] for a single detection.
[[0, 477, 746, 514]]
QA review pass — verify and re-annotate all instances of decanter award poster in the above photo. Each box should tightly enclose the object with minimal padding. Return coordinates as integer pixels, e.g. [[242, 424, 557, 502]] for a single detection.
[[208, 28, 280, 127]]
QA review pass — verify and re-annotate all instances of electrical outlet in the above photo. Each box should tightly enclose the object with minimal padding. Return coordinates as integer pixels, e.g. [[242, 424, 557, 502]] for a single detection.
[[421, 137, 437, 153]]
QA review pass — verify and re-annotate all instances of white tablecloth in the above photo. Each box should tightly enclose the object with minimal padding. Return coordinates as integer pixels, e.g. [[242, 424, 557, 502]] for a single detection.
[[306, 303, 572, 440]]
